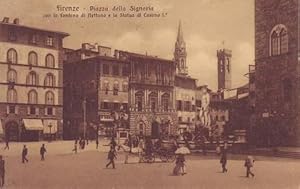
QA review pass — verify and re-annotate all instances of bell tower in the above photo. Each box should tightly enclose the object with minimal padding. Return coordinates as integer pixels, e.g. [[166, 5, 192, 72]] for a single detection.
[[217, 49, 232, 90], [174, 21, 187, 75]]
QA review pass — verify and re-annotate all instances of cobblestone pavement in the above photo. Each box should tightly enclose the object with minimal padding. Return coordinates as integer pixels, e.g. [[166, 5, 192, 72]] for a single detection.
[[1, 141, 300, 189]]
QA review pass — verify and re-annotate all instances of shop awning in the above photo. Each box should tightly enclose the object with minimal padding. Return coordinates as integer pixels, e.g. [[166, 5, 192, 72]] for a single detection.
[[23, 119, 44, 131], [43, 120, 58, 134]]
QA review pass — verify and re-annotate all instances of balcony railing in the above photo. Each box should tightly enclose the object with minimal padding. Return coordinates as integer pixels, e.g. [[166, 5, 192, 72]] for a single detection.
[[130, 77, 174, 86]]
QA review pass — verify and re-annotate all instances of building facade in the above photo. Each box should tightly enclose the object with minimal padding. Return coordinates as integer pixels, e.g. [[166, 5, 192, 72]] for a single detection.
[[0, 17, 68, 141], [116, 51, 178, 138], [254, 0, 300, 146], [63, 45, 129, 140]]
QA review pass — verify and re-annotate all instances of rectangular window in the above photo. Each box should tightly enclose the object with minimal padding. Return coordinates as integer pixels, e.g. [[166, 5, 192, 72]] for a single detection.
[[177, 100, 182, 111], [122, 66, 128, 76], [113, 88, 118, 95], [103, 64, 109, 75], [30, 34, 38, 44], [178, 117, 182, 122], [113, 103, 119, 110], [29, 106, 36, 115], [8, 31, 17, 41], [102, 102, 108, 109], [9, 106, 15, 114], [46, 36, 54, 46], [112, 65, 119, 76], [47, 107, 53, 115]]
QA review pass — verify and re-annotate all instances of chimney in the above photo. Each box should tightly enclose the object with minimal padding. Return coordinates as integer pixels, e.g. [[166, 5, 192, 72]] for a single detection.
[[114, 50, 119, 59], [13, 18, 19, 24], [2, 17, 9, 23]]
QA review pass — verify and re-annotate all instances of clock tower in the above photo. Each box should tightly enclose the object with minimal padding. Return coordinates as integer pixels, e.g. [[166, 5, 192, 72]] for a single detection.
[[174, 21, 188, 75]]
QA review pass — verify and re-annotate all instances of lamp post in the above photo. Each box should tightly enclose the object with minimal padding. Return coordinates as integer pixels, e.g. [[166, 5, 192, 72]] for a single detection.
[[48, 123, 52, 142], [83, 98, 87, 140]]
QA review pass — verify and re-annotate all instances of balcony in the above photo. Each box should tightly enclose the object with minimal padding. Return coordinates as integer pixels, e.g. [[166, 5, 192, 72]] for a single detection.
[[129, 77, 174, 86]]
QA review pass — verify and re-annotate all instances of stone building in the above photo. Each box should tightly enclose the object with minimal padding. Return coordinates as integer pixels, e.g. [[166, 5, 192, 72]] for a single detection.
[[254, 0, 300, 146], [116, 51, 178, 138], [63, 44, 129, 140], [0, 17, 69, 141]]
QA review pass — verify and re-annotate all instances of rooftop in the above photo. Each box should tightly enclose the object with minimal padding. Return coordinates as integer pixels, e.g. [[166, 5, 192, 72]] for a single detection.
[[0, 17, 69, 37]]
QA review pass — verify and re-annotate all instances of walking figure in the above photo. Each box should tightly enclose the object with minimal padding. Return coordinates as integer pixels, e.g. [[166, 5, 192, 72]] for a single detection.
[[220, 149, 228, 173], [244, 156, 255, 178], [40, 144, 47, 161], [173, 154, 186, 175], [0, 155, 5, 187], [22, 145, 29, 163], [72, 140, 78, 154], [110, 137, 117, 150], [96, 139, 99, 149], [3, 137, 9, 150], [106, 147, 117, 169]]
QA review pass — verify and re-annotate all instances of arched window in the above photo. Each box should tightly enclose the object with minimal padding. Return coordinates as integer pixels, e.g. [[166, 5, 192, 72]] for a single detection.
[[280, 29, 288, 54], [122, 82, 128, 92], [27, 71, 38, 85], [149, 92, 158, 112], [113, 81, 119, 95], [7, 48, 17, 64], [28, 51, 38, 66], [45, 54, 55, 68], [162, 93, 170, 112], [135, 91, 144, 111], [271, 31, 280, 56], [270, 24, 288, 56], [45, 91, 55, 105], [44, 73, 55, 87], [7, 89, 17, 103], [28, 90, 38, 104], [7, 69, 17, 82]]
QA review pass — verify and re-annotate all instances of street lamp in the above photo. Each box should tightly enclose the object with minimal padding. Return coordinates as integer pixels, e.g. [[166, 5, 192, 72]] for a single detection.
[[48, 123, 53, 142]]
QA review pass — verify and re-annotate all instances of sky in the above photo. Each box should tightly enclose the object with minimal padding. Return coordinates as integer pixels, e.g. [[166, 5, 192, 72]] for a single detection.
[[0, 0, 254, 90]]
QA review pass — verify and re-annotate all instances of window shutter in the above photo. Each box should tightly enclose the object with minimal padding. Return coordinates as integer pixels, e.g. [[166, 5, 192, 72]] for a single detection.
[[6, 106, 9, 114], [45, 107, 48, 116], [53, 107, 56, 116], [36, 107, 39, 115], [27, 106, 30, 115]]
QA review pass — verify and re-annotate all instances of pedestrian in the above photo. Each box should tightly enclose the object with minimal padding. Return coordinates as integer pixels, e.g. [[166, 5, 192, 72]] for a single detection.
[[110, 137, 117, 150], [106, 147, 117, 169], [138, 138, 144, 163], [3, 137, 9, 150], [173, 154, 186, 175], [220, 149, 228, 173], [0, 155, 5, 187], [96, 139, 99, 149], [22, 145, 29, 163], [72, 140, 78, 154], [244, 156, 255, 178], [40, 144, 47, 161]]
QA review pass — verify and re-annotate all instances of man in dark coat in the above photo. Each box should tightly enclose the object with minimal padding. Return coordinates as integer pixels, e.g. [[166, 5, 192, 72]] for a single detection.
[[220, 149, 228, 173], [22, 145, 29, 163], [106, 147, 117, 169], [96, 139, 99, 149], [0, 155, 5, 187], [40, 144, 47, 161]]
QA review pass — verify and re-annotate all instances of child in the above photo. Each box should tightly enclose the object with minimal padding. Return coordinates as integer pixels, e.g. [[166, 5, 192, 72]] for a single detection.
[[244, 156, 255, 178]]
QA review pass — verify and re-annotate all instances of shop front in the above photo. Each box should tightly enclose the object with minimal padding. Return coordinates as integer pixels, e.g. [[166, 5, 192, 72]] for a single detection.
[[22, 119, 44, 141]]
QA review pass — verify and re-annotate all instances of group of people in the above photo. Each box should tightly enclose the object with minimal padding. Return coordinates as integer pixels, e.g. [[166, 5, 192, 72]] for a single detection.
[[219, 147, 255, 178], [21, 144, 47, 163]]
